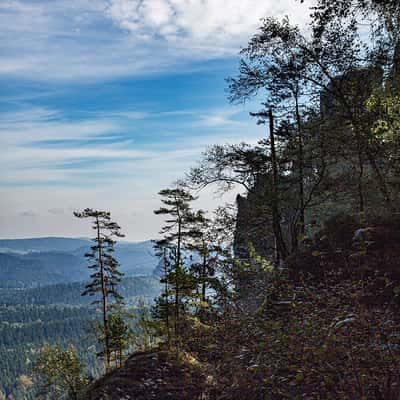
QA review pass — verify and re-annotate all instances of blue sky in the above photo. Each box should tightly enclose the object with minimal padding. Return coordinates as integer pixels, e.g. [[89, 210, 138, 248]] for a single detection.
[[0, 0, 312, 241]]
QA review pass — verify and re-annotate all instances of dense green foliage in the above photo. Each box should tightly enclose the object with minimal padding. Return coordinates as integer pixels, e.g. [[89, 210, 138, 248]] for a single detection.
[[0, 304, 97, 399], [0, 276, 160, 399], [32, 345, 90, 400]]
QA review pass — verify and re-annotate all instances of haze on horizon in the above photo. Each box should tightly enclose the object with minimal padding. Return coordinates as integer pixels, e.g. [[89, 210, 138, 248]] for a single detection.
[[0, 0, 313, 241]]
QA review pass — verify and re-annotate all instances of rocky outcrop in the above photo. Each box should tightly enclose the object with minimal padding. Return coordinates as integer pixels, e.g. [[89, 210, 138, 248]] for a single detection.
[[319, 67, 383, 119], [233, 176, 275, 260], [88, 350, 209, 400]]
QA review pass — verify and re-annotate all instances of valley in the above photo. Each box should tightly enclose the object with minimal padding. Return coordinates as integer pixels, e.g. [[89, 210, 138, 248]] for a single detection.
[[0, 238, 161, 399]]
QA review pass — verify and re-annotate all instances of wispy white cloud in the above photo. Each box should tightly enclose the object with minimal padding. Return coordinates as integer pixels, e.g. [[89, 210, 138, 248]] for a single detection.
[[0, 107, 60, 124], [0, 146, 252, 242], [0, 0, 314, 81], [108, 0, 311, 47], [195, 107, 244, 127], [0, 105, 263, 188], [0, 119, 119, 145]]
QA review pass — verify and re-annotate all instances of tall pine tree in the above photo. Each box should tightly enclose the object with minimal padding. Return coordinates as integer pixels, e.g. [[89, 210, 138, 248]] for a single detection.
[[74, 208, 124, 370], [153, 188, 203, 347]]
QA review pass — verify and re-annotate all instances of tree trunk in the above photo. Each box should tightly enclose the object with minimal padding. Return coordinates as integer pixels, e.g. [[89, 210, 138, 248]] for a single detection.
[[269, 109, 288, 262], [201, 246, 207, 303], [295, 93, 305, 237], [163, 249, 171, 349], [365, 147, 393, 208], [96, 216, 110, 370], [175, 214, 182, 344], [355, 131, 365, 213]]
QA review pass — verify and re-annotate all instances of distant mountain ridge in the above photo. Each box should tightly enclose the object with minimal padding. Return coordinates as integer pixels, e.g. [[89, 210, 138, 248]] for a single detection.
[[0, 237, 159, 288], [0, 237, 91, 253]]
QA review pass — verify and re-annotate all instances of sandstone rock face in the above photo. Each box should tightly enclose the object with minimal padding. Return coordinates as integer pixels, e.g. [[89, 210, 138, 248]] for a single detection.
[[233, 178, 275, 261]]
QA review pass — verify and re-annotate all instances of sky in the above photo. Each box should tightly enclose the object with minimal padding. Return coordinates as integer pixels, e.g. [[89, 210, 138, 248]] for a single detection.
[[0, 0, 313, 241]]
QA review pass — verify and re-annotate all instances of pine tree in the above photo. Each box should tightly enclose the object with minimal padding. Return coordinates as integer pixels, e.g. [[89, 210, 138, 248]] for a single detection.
[[186, 211, 219, 308], [73, 208, 124, 370], [152, 242, 174, 347], [153, 188, 203, 347], [108, 312, 132, 368]]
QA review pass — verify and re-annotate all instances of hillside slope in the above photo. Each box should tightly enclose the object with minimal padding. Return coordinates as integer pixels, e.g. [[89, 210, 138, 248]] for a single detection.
[[89, 350, 209, 400], [0, 238, 159, 288]]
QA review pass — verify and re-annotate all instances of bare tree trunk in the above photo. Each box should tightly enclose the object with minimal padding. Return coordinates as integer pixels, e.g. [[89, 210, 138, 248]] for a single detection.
[[269, 109, 288, 262], [201, 245, 207, 303], [96, 216, 110, 370], [295, 93, 305, 236], [163, 249, 171, 349], [365, 147, 393, 208], [357, 148, 365, 213], [175, 213, 182, 346]]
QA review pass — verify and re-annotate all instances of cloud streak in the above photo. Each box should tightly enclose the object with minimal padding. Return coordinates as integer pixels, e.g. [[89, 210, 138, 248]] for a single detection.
[[108, 0, 311, 45], [0, 105, 263, 186], [0, 0, 313, 82]]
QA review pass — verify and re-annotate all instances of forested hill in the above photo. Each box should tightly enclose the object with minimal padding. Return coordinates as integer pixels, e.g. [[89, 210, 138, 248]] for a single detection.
[[0, 238, 162, 398], [0, 238, 159, 288], [0, 276, 161, 306], [0, 275, 161, 399]]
